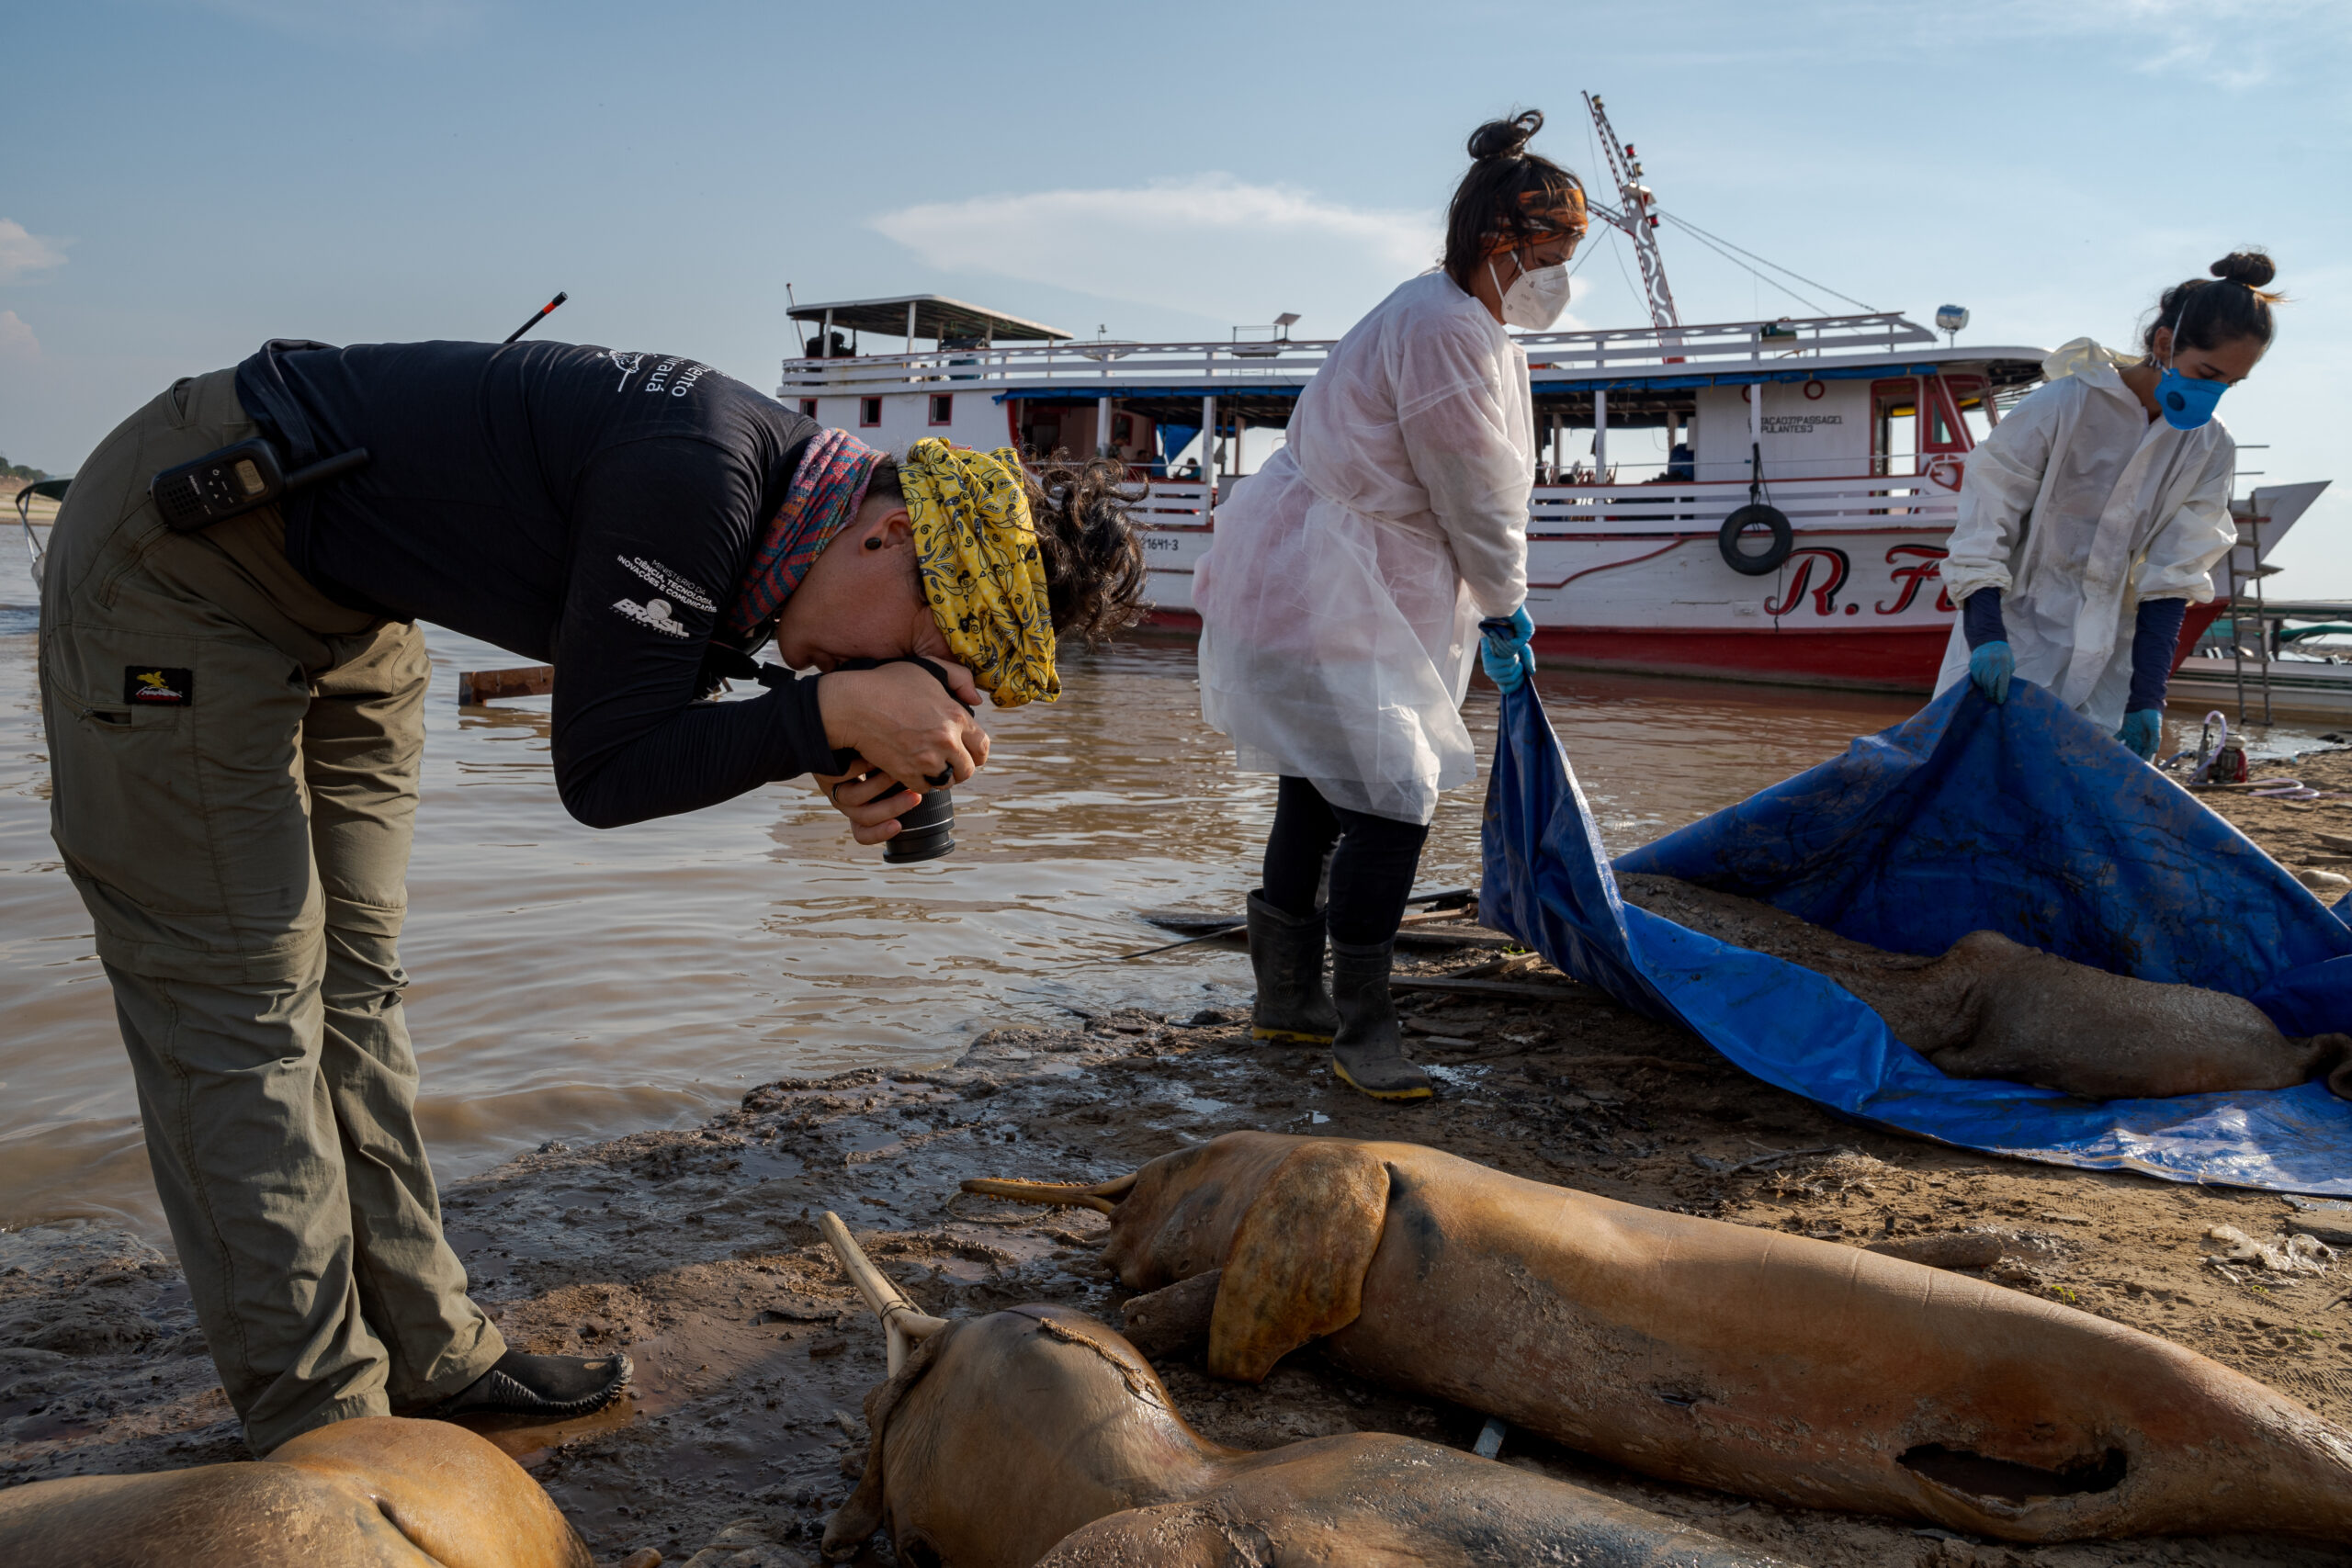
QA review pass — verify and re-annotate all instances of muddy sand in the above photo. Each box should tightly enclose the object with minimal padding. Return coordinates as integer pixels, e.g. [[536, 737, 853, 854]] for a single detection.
[[8, 754, 2352, 1568]]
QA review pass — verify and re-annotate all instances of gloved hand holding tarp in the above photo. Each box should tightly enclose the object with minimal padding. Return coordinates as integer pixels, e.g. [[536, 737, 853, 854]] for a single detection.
[[1479, 679, 2352, 1194]]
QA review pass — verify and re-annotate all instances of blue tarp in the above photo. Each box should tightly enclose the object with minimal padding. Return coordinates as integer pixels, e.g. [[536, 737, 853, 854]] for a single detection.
[[1157, 423, 1200, 474], [1479, 679, 2352, 1193]]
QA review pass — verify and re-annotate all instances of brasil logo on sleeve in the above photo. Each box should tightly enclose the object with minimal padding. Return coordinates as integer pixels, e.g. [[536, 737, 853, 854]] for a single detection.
[[123, 666, 194, 705]]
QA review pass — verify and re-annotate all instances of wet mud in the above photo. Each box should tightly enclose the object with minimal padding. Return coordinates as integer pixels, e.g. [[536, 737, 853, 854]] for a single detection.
[[8, 761, 2352, 1565]]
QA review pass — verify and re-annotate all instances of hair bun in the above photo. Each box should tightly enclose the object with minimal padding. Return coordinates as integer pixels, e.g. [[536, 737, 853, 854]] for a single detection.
[[1466, 110, 1544, 163], [2211, 250, 2278, 289]]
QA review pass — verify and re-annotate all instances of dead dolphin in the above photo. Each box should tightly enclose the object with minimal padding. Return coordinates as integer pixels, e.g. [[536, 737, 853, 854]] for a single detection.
[[820, 1300, 1792, 1568], [0, 1415, 591, 1568], [965, 1133, 2352, 1544], [1619, 873, 2352, 1100]]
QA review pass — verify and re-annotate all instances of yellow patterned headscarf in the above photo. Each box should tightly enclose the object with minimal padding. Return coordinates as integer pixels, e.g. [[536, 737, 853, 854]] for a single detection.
[[899, 438, 1059, 707]]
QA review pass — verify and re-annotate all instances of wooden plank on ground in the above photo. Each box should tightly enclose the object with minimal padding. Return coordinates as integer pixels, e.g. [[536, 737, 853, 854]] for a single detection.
[[460, 665, 554, 704], [1133, 905, 1510, 953], [1390, 976, 1580, 1000]]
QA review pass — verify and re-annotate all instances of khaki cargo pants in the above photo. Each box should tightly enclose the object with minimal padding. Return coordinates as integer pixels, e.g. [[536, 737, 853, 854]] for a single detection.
[[38, 368, 503, 1454]]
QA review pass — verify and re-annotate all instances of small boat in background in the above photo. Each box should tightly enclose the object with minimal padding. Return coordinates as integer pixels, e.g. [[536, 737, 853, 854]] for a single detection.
[[2173, 481, 2347, 722]]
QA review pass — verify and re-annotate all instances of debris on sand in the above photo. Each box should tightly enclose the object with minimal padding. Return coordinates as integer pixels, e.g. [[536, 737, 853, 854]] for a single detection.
[[2205, 1225, 2335, 1277]]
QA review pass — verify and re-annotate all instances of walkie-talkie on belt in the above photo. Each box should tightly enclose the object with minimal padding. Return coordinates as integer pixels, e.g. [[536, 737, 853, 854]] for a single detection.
[[149, 288, 570, 533], [149, 441, 372, 532]]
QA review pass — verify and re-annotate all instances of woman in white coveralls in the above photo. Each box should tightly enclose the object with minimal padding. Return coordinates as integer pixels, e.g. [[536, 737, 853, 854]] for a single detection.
[[1193, 111, 1586, 1101], [1939, 252, 2285, 758]]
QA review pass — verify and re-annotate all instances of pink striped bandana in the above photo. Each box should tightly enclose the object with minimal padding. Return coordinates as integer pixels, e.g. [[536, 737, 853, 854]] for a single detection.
[[720, 426, 883, 639]]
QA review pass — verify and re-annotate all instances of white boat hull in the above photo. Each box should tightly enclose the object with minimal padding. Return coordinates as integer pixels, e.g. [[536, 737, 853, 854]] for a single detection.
[[1137, 472, 1972, 691]]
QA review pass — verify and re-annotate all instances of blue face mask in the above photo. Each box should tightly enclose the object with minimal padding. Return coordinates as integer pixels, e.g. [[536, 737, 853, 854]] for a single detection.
[[2154, 365, 2227, 430]]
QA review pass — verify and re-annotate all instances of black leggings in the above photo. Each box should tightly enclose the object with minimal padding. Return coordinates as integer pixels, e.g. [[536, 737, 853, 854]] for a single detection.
[[1261, 775, 1430, 948]]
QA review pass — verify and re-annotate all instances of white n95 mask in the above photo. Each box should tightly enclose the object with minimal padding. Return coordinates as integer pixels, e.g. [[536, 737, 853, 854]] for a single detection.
[[1493, 255, 1572, 331]]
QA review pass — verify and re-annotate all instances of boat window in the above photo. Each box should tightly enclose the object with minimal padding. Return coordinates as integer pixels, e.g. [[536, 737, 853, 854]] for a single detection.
[[1943, 376, 1992, 445], [1114, 413, 1135, 446], [860, 397, 882, 428], [1920, 377, 1972, 455], [1871, 378, 1918, 478], [799, 399, 818, 419], [1928, 395, 1958, 449], [929, 394, 953, 426]]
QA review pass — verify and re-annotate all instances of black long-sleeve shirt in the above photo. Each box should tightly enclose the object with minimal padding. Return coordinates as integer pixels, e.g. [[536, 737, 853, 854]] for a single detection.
[[234, 338, 832, 828]]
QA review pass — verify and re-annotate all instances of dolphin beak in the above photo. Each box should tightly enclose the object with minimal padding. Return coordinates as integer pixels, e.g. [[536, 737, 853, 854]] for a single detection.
[[821, 1211, 950, 1374], [957, 1173, 1136, 1213]]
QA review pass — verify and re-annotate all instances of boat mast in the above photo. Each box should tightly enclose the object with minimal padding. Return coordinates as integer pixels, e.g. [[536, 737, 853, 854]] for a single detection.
[[1583, 92, 1680, 334]]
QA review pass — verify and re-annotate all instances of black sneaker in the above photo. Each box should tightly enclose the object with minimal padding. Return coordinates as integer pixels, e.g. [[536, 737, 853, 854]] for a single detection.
[[433, 1349, 632, 1420]]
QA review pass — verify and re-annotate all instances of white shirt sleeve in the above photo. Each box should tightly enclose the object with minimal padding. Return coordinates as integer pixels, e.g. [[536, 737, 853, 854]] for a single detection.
[[1942, 382, 2064, 604], [1393, 316, 1532, 618], [2132, 431, 2237, 604]]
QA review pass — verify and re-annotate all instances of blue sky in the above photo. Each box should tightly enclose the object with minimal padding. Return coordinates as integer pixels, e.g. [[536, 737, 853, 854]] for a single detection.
[[6, 0, 2348, 589]]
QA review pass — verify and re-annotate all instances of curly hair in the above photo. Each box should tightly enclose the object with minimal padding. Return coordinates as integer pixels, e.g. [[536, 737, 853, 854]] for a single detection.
[[865, 451, 1148, 648], [1023, 451, 1150, 647]]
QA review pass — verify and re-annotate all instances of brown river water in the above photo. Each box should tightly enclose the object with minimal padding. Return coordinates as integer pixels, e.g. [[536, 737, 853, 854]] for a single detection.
[[0, 541, 1925, 1240]]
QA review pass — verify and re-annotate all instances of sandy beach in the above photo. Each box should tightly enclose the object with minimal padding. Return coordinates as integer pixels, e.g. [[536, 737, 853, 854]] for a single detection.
[[6, 750, 2352, 1567]]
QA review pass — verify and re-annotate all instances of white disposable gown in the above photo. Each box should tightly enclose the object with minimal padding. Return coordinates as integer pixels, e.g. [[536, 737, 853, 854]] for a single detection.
[[1934, 338, 2238, 730], [1194, 271, 1532, 824]]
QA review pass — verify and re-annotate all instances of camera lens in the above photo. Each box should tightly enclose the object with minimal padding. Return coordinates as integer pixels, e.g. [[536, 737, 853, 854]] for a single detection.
[[827, 656, 967, 864], [882, 785, 955, 863]]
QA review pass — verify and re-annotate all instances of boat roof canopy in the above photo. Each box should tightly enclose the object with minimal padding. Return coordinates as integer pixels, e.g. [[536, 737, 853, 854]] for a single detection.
[[787, 294, 1072, 344], [781, 309, 2048, 427], [990, 352, 2047, 430]]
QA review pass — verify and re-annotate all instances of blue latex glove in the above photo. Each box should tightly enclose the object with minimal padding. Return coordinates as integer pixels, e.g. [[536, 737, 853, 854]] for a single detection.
[[1969, 639, 2013, 705], [2118, 708, 2163, 761], [1479, 608, 1536, 694]]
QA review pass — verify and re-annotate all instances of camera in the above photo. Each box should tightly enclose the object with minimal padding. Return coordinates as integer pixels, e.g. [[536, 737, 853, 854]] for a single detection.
[[830, 657, 969, 863]]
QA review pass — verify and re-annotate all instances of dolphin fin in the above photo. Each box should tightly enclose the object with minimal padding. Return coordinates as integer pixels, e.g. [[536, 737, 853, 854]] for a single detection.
[[1206, 1141, 1388, 1382]]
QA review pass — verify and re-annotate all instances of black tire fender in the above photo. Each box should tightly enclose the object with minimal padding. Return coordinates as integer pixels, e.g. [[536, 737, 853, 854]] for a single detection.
[[1719, 503, 1793, 577]]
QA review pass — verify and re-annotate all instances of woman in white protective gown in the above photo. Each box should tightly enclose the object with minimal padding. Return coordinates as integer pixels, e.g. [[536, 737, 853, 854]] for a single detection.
[[1938, 252, 2286, 759], [1193, 111, 1587, 1100]]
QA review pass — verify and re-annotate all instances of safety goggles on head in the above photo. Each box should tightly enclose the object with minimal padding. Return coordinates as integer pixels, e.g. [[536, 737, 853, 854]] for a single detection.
[[1491, 185, 1589, 256]]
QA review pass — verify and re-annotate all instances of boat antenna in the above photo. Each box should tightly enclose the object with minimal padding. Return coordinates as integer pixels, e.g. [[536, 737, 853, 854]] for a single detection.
[[1582, 93, 1680, 335], [503, 291, 569, 345]]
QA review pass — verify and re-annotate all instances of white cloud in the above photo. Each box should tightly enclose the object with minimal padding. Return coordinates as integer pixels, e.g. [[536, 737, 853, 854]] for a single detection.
[[871, 175, 1445, 336], [0, 311, 39, 360], [0, 220, 67, 284], [1973, 0, 2349, 88]]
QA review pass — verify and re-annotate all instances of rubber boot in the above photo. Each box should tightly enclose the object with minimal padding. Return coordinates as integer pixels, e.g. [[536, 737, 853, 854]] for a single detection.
[[1247, 890, 1339, 1044], [1329, 937, 1434, 1101]]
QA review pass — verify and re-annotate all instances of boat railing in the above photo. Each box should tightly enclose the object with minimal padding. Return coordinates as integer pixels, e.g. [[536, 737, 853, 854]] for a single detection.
[[1132, 481, 1213, 527], [777, 311, 1939, 397], [1130, 471, 1959, 535], [1528, 473, 1958, 536]]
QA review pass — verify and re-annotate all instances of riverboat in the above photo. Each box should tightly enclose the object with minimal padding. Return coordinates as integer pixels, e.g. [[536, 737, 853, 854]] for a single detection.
[[780, 296, 2060, 692]]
